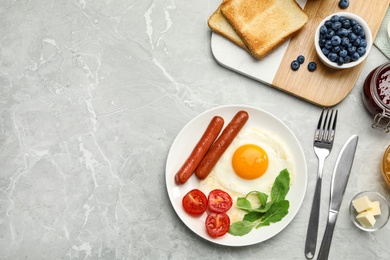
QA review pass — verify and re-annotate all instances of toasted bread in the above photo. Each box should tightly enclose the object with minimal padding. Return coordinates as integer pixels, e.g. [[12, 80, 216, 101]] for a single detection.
[[220, 0, 308, 59], [208, 6, 247, 50]]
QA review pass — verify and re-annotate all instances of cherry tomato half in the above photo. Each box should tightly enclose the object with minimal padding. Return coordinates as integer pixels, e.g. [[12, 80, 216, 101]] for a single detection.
[[182, 189, 208, 215], [205, 212, 230, 237], [207, 189, 233, 213]]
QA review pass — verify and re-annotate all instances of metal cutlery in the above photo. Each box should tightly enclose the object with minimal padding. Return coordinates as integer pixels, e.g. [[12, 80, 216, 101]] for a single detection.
[[305, 109, 338, 259], [317, 135, 359, 259]]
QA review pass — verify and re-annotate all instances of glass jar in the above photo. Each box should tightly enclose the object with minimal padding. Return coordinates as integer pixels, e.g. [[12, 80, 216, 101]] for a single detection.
[[382, 145, 390, 188], [362, 62, 390, 132]]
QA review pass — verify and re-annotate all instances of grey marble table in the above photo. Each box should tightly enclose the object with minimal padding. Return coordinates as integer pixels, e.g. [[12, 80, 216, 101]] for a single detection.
[[1, 1, 389, 259]]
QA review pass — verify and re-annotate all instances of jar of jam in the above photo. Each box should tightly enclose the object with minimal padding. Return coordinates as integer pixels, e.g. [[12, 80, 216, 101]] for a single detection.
[[362, 62, 390, 132]]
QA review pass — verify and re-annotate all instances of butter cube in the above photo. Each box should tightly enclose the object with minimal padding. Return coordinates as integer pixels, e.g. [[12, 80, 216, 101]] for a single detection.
[[356, 211, 376, 227], [369, 201, 381, 216], [352, 196, 372, 213]]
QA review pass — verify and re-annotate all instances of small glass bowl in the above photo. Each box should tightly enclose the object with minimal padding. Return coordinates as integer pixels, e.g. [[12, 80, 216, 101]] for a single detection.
[[349, 191, 390, 231]]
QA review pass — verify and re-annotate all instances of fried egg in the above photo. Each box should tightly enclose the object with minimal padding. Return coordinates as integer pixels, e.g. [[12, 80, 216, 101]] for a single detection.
[[198, 127, 296, 222]]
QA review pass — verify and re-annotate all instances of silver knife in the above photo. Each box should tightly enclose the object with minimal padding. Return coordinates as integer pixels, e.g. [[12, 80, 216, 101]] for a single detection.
[[317, 135, 359, 260]]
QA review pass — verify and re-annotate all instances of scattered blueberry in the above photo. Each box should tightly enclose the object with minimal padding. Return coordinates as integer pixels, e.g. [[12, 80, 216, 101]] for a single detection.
[[318, 14, 368, 66], [297, 55, 305, 64], [308, 62, 317, 72], [339, 0, 349, 9], [291, 60, 300, 71]]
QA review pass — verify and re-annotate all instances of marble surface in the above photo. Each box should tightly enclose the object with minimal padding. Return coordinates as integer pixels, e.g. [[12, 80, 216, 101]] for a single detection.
[[1, 0, 390, 259]]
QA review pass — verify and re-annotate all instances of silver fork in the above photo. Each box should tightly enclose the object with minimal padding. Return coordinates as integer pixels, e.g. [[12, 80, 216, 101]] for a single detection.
[[304, 109, 338, 259]]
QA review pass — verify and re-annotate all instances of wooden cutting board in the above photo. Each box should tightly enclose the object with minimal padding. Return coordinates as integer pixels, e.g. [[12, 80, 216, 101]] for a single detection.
[[210, 0, 390, 107]]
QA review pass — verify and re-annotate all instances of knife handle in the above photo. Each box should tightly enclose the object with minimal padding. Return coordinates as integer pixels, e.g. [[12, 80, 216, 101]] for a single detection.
[[317, 211, 338, 260], [304, 177, 322, 259]]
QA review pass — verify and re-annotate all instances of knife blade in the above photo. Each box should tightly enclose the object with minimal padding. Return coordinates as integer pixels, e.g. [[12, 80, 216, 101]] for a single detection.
[[317, 135, 359, 260]]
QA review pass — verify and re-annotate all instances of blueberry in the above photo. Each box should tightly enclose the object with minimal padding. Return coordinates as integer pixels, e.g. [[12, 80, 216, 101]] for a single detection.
[[357, 47, 366, 56], [320, 25, 328, 34], [330, 15, 340, 22], [342, 19, 351, 29], [319, 38, 326, 47], [351, 52, 360, 61], [337, 28, 349, 37], [344, 56, 351, 63], [357, 29, 365, 38], [349, 32, 357, 42], [337, 57, 345, 66], [341, 37, 350, 46], [308, 62, 317, 72], [331, 35, 341, 45], [322, 48, 330, 56], [326, 29, 335, 39], [325, 40, 333, 49], [339, 49, 348, 57], [291, 60, 300, 71], [359, 39, 367, 47], [339, 0, 349, 9], [339, 16, 347, 22], [331, 22, 342, 31], [328, 52, 338, 62], [348, 45, 357, 54], [297, 55, 305, 64], [353, 38, 361, 47], [353, 24, 363, 35], [332, 45, 341, 53], [324, 20, 333, 28]]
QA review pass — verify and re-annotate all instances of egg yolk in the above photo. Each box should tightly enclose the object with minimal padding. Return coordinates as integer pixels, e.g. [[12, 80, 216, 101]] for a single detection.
[[232, 144, 269, 179]]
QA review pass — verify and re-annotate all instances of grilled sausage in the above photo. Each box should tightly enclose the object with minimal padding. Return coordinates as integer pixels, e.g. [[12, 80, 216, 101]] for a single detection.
[[174, 116, 224, 184], [195, 110, 249, 180]]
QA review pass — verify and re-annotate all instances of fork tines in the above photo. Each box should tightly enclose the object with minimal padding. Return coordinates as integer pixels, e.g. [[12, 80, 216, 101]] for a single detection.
[[315, 109, 338, 143]]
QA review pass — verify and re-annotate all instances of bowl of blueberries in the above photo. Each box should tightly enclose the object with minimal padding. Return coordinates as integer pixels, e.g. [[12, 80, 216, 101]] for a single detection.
[[314, 12, 372, 69]]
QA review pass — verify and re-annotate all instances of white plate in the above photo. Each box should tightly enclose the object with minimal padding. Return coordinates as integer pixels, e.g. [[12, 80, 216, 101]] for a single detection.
[[165, 105, 307, 247]]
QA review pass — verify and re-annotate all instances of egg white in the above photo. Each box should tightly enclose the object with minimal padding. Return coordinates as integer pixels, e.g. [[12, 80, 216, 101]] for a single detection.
[[197, 127, 296, 222]]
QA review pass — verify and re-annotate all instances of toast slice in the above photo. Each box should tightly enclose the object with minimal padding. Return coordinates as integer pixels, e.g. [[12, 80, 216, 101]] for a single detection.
[[208, 6, 247, 50], [221, 0, 308, 59]]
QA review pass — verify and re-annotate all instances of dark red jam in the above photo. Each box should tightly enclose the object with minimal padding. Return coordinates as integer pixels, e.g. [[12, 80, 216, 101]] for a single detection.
[[362, 62, 390, 132]]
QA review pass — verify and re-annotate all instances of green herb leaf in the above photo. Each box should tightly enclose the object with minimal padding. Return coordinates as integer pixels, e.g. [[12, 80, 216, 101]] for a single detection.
[[236, 191, 269, 212], [228, 220, 256, 236], [236, 197, 252, 211], [229, 169, 292, 236], [243, 211, 264, 222], [270, 168, 290, 202], [256, 200, 289, 229]]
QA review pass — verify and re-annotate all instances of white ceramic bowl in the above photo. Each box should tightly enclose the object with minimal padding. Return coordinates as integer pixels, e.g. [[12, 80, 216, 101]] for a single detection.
[[314, 12, 372, 69], [349, 191, 390, 232]]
